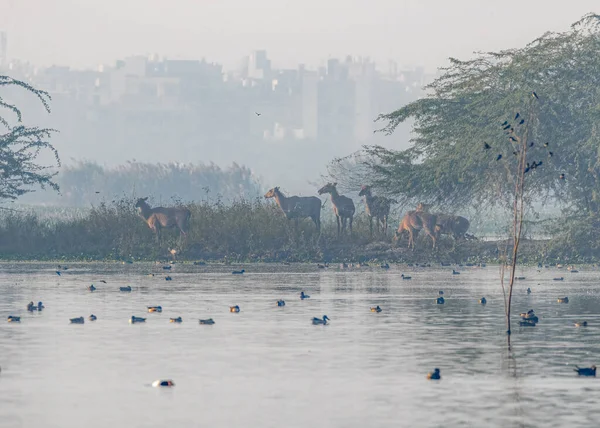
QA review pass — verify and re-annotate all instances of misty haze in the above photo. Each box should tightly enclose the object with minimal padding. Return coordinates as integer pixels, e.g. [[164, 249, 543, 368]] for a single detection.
[[2, 2, 600, 427]]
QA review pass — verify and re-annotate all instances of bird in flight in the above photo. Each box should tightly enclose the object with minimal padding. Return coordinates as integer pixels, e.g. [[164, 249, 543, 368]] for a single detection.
[[255, 112, 261, 116]]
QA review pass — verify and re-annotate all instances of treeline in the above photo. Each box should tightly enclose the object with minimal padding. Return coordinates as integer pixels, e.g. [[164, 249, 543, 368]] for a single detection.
[[20, 161, 263, 206]]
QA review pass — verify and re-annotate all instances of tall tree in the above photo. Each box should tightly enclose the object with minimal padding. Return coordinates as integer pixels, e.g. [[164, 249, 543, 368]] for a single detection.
[[0, 75, 59, 201], [330, 14, 600, 213]]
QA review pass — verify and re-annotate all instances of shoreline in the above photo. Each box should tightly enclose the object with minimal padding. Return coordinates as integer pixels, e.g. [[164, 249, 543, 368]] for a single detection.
[[0, 238, 586, 265]]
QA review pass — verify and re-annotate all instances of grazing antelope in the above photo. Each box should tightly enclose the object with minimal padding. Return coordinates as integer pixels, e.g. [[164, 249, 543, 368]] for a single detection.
[[264, 187, 321, 231], [395, 210, 438, 249], [358, 185, 393, 236], [434, 214, 470, 241], [416, 203, 470, 241], [135, 197, 191, 243], [317, 183, 355, 238]]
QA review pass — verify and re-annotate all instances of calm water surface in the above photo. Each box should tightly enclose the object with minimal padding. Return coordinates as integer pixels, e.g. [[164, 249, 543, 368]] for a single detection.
[[1, 262, 600, 428]]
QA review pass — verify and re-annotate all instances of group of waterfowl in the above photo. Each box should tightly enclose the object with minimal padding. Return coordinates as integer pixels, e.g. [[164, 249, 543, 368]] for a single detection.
[[9, 290, 330, 327], [7, 261, 598, 382]]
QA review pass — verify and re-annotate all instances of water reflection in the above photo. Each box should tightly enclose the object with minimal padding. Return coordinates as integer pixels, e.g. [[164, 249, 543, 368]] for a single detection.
[[0, 263, 600, 427]]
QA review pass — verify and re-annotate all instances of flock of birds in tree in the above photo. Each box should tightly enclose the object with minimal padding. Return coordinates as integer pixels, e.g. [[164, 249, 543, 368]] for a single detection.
[[483, 91, 565, 181]]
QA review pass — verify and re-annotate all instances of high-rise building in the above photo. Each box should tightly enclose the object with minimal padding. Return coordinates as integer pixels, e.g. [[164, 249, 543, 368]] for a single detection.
[[248, 50, 271, 80], [0, 31, 7, 66]]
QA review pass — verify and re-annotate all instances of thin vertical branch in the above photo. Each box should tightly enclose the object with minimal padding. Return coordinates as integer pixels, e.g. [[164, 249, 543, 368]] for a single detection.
[[504, 98, 535, 337]]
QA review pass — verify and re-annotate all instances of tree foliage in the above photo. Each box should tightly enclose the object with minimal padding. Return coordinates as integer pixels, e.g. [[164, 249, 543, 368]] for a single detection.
[[0, 75, 60, 201], [331, 13, 600, 214]]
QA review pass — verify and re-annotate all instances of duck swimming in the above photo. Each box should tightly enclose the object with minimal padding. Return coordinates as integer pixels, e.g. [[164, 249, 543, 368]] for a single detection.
[[401, 274, 412, 280], [427, 368, 441, 380], [527, 288, 531, 294], [152, 379, 175, 387], [89, 314, 97, 321], [574, 365, 596, 377], [381, 263, 390, 269], [557, 297, 569, 303], [277, 300, 286, 307], [147, 306, 162, 313], [70, 317, 84, 324], [553, 277, 564, 281], [165, 276, 172, 281], [232, 269, 245, 275], [199, 318, 215, 325], [437, 297, 445, 305], [452, 270, 460, 275], [300, 292, 310, 300], [169, 317, 182, 323], [129, 316, 146, 324], [575, 321, 588, 327], [312, 315, 330, 325], [519, 319, 537, 327], [120, 286, 132, 292], [520, 309, 536, 318], [7, 315, 20, 323], [37, 301, 44, 310], [439, 290, 444, 295], [370, 306, 382, 313], [479, 297, 487, 305], [88, 284, 96, 292], [230, 305, 240, 313]]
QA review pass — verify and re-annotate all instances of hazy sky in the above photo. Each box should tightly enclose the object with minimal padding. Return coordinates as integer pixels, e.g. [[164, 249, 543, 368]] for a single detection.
[[1, 0, 598, 72]]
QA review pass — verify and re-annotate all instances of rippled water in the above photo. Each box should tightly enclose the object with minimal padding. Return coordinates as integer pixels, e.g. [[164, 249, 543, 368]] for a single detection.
[[1, 262, 600, 428]]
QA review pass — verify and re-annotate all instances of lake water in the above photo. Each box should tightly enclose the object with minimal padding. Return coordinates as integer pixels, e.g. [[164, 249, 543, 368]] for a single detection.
[[1, 262, 600, 428]]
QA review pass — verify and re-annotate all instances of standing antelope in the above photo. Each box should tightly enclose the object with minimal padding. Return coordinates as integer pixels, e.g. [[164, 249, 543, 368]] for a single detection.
[[264, 187, 321, 231], [317, 183, 355, 238], [135, 197, 191, 243], [395, 210, 438, 250], [358, 185, 393, 237]]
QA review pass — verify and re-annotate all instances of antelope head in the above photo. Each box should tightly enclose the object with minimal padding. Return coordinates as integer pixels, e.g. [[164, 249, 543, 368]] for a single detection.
[[416, 202, 432, 212], [317, 182, 337, 195], [264, 187, 279, 199], [358, 185, 371, 197], [135, 197, 149, 214]]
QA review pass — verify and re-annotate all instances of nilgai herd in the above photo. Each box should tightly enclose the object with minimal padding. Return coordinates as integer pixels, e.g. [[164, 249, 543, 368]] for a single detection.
[[134, 183, 471, 249]]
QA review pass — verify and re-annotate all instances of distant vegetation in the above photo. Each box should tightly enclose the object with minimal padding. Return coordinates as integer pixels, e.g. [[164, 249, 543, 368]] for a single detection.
[[21, 160, 263, 206], [0, 196, 586, 263]]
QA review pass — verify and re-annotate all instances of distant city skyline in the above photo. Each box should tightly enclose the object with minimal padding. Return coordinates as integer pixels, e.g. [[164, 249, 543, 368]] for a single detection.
[[0, 1, 598, 73]]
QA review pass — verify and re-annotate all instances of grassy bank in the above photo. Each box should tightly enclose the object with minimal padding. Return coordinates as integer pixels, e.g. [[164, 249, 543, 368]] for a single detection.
[[0, 198, 591, 264]]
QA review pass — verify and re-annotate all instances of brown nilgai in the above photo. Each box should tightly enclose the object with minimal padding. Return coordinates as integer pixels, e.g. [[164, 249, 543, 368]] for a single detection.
[[264, 187, 322, 232], [135, 197, 191, 244], [434, 214, 470, 241], [317, 183, 355, 238], [395, 210, 438, 250], [416, 203, 470, 241], [358, 185, 393, 237]]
